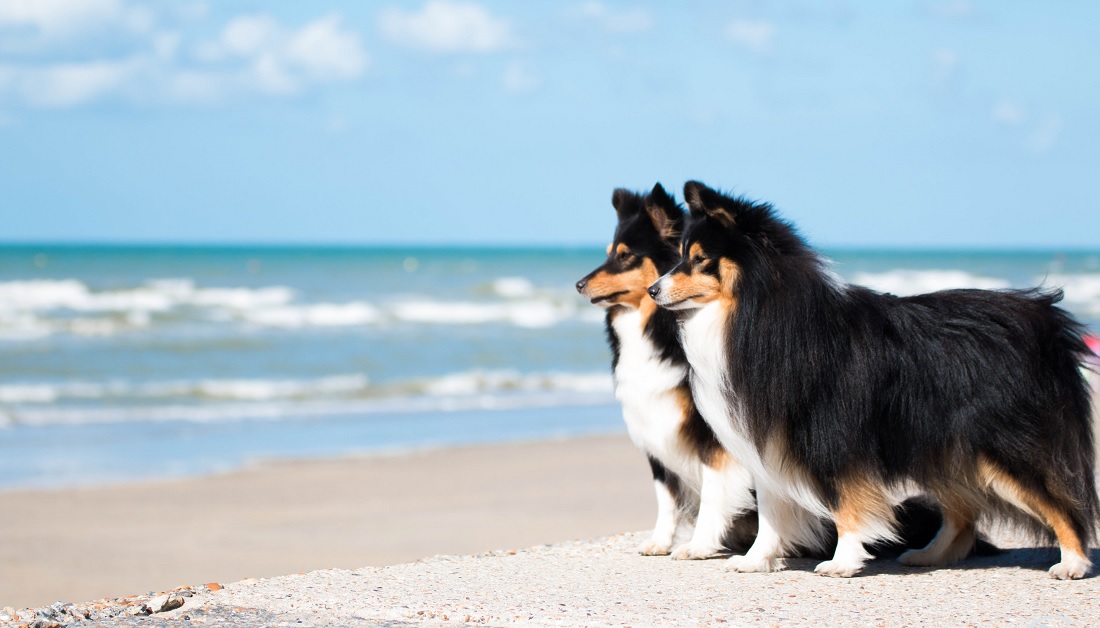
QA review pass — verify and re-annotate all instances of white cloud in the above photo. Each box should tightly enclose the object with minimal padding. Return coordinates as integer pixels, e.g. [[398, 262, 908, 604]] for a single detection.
[[17, 59, 137, 108], [380, 0, 514, 53], [573, 2, 652, 33], [502, 60, 538, 92], [221, 15, 280, 57], [285, 14, 367, 80], [0, 0, 123, 36], [202, 12, 368, 94], [726, 19, 775, 54], [0, 0, 153, 49], [0, 8, 370, 110], [992, 100, 1025, 125]]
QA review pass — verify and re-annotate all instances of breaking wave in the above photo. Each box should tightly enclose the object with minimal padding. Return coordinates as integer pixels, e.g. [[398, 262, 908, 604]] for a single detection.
[[0, 276, 599, 340], [848, 270, 1012, 295], [0, 370, 615, 427]]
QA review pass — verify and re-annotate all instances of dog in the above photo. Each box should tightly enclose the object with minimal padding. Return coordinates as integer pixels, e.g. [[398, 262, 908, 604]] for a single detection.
[[577, 183, 990, 563], [576, 183, 758, 558], [649, 180, 1096, 578]]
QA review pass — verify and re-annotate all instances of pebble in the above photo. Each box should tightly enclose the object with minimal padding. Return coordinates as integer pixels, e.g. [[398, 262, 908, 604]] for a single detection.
[[2, 584, 218, 625]]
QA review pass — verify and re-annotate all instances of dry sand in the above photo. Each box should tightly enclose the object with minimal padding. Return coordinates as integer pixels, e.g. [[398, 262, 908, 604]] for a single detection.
[[0, 434, 653, 609], [7, 532, 1099, 626], [3, 432, 1100, 626]]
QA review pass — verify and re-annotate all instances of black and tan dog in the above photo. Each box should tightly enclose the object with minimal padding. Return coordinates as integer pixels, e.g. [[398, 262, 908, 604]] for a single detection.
[[577, 183, 757, 558], [650, 180, 1095, 578]]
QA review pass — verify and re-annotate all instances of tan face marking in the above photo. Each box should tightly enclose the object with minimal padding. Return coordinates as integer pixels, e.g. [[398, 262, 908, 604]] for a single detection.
[[658, 243, 739, 309], [606, 243, 612, 255], [581, 251, 660, 310]]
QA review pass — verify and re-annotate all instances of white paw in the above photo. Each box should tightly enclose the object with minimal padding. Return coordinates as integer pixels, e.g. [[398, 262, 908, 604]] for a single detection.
[[814, 559, 864, 578], [897, 548, 939, 567], [1048, 555, 1091, 580], [725, 554, 785, 573], [670, 543, 722, 560], [637, 539, 672, 556]]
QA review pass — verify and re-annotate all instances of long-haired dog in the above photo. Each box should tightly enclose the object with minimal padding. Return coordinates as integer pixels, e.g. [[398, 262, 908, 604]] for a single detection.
[[576, 183, 758, 558], [649, 180, 1097, 578]]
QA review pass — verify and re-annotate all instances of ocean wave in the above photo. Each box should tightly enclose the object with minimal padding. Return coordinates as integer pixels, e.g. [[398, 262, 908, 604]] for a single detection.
[[240, 302, 382, 328], [0, 369, 615, 426], [390, 299, 577, 328], [1046, 274, 1100, 315], [0, 277, 598, 340], [848, 270, 1012, 296], [491, 276, 538, 298], [846, 270, 1100, 319], [0, 278, 295, 313]]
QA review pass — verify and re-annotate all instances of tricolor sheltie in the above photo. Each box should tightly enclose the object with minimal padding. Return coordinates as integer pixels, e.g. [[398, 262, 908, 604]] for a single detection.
[[650, 180, 1097, 579], [576, 184, 759, 558], [576, 183, 986, 563]]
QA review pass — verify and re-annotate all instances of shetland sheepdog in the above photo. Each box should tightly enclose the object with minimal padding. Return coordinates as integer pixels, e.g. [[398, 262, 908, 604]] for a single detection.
[[649, 180, 1097, 579], [576, 183, 758, 558]]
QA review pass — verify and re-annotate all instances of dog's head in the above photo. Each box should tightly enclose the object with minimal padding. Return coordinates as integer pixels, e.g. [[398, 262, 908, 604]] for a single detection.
[[575, 183, 684, 310], [649, 180, 793, 311]]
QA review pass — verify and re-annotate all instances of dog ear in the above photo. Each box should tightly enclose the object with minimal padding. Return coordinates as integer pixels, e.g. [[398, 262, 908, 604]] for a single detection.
[[645, 183, 683, 242], [611, 188, 641, 218], [684, 180, 735, 228]]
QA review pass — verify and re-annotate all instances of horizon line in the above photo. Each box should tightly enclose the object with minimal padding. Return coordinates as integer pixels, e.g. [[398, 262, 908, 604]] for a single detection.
[[1, 241, 1099, 253]]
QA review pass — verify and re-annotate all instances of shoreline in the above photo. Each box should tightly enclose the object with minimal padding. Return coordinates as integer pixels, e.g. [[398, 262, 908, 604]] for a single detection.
[[0, 433, 654, 609]]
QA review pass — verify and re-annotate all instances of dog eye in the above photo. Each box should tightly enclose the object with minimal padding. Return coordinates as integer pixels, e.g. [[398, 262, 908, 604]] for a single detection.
[[691, 255, 707, 265], [618, 252, 634, 262]]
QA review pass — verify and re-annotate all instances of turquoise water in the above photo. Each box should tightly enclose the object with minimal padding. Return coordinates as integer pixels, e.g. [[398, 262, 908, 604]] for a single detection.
[[1, 245, 1098, 488]]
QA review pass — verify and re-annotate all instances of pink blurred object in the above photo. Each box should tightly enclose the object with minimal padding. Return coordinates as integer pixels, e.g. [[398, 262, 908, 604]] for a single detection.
[[1084, 334, 1100, 357]]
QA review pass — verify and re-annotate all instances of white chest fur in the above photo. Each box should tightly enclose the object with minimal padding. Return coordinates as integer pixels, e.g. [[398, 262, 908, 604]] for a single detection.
[[611, 310, 700, 486], [680, 302, 827, 516]]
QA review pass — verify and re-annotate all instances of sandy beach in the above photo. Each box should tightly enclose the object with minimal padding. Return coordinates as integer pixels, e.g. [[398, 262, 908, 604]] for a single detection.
[[0, 434, 653, 610], [3, 431, 1100, 626]]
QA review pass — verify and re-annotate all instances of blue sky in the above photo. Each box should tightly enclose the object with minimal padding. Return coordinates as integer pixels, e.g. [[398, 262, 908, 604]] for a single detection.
[[1, 1, 1097, 247]]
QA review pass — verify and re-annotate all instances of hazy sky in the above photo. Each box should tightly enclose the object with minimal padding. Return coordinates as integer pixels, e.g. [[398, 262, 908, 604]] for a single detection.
[[1, 1, 1097, 247]]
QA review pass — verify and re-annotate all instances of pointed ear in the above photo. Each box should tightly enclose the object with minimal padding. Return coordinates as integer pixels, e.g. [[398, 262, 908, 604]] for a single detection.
[[611, 188, 641, 218], [645, 183, 683, 242], [683, 180, 735, 228]]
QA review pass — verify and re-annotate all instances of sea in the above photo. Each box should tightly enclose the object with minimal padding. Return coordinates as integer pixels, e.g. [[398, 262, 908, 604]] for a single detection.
[[1, 245, 1099, 490]]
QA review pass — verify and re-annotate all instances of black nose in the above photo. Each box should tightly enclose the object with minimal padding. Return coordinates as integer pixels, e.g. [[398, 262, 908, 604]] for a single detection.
[[647, 284, 660, 298], [575, 279, 587, 293]]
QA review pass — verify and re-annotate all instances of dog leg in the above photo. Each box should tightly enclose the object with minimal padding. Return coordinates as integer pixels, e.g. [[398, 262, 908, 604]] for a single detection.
[[725, 484, 790, 573], [672, 462, 753, 560], [979, 458, 1093, 579], [815, 478, 896, 577], [898, 496, 976, 567], [638, 478, 679, 555]]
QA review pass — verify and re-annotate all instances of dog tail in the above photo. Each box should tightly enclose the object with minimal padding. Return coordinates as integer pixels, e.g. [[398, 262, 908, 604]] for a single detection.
[[1035, 288, 1100, 546]]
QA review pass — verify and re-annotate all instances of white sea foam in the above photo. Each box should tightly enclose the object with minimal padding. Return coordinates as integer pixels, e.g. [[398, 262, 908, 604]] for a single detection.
[[194, 374, 370, 400], [0, 374, 372, 405], [848, 270, 1011, 296], [241, 302, 381, 328], [0, 278, 296, 314], [492, 276, 537, 298], [421, 370, 612, 397], [0, 277, 596, 341], [390, 299, 576, 328], [0, 370, 614, 425], [1045, 274, 1100, 315]]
